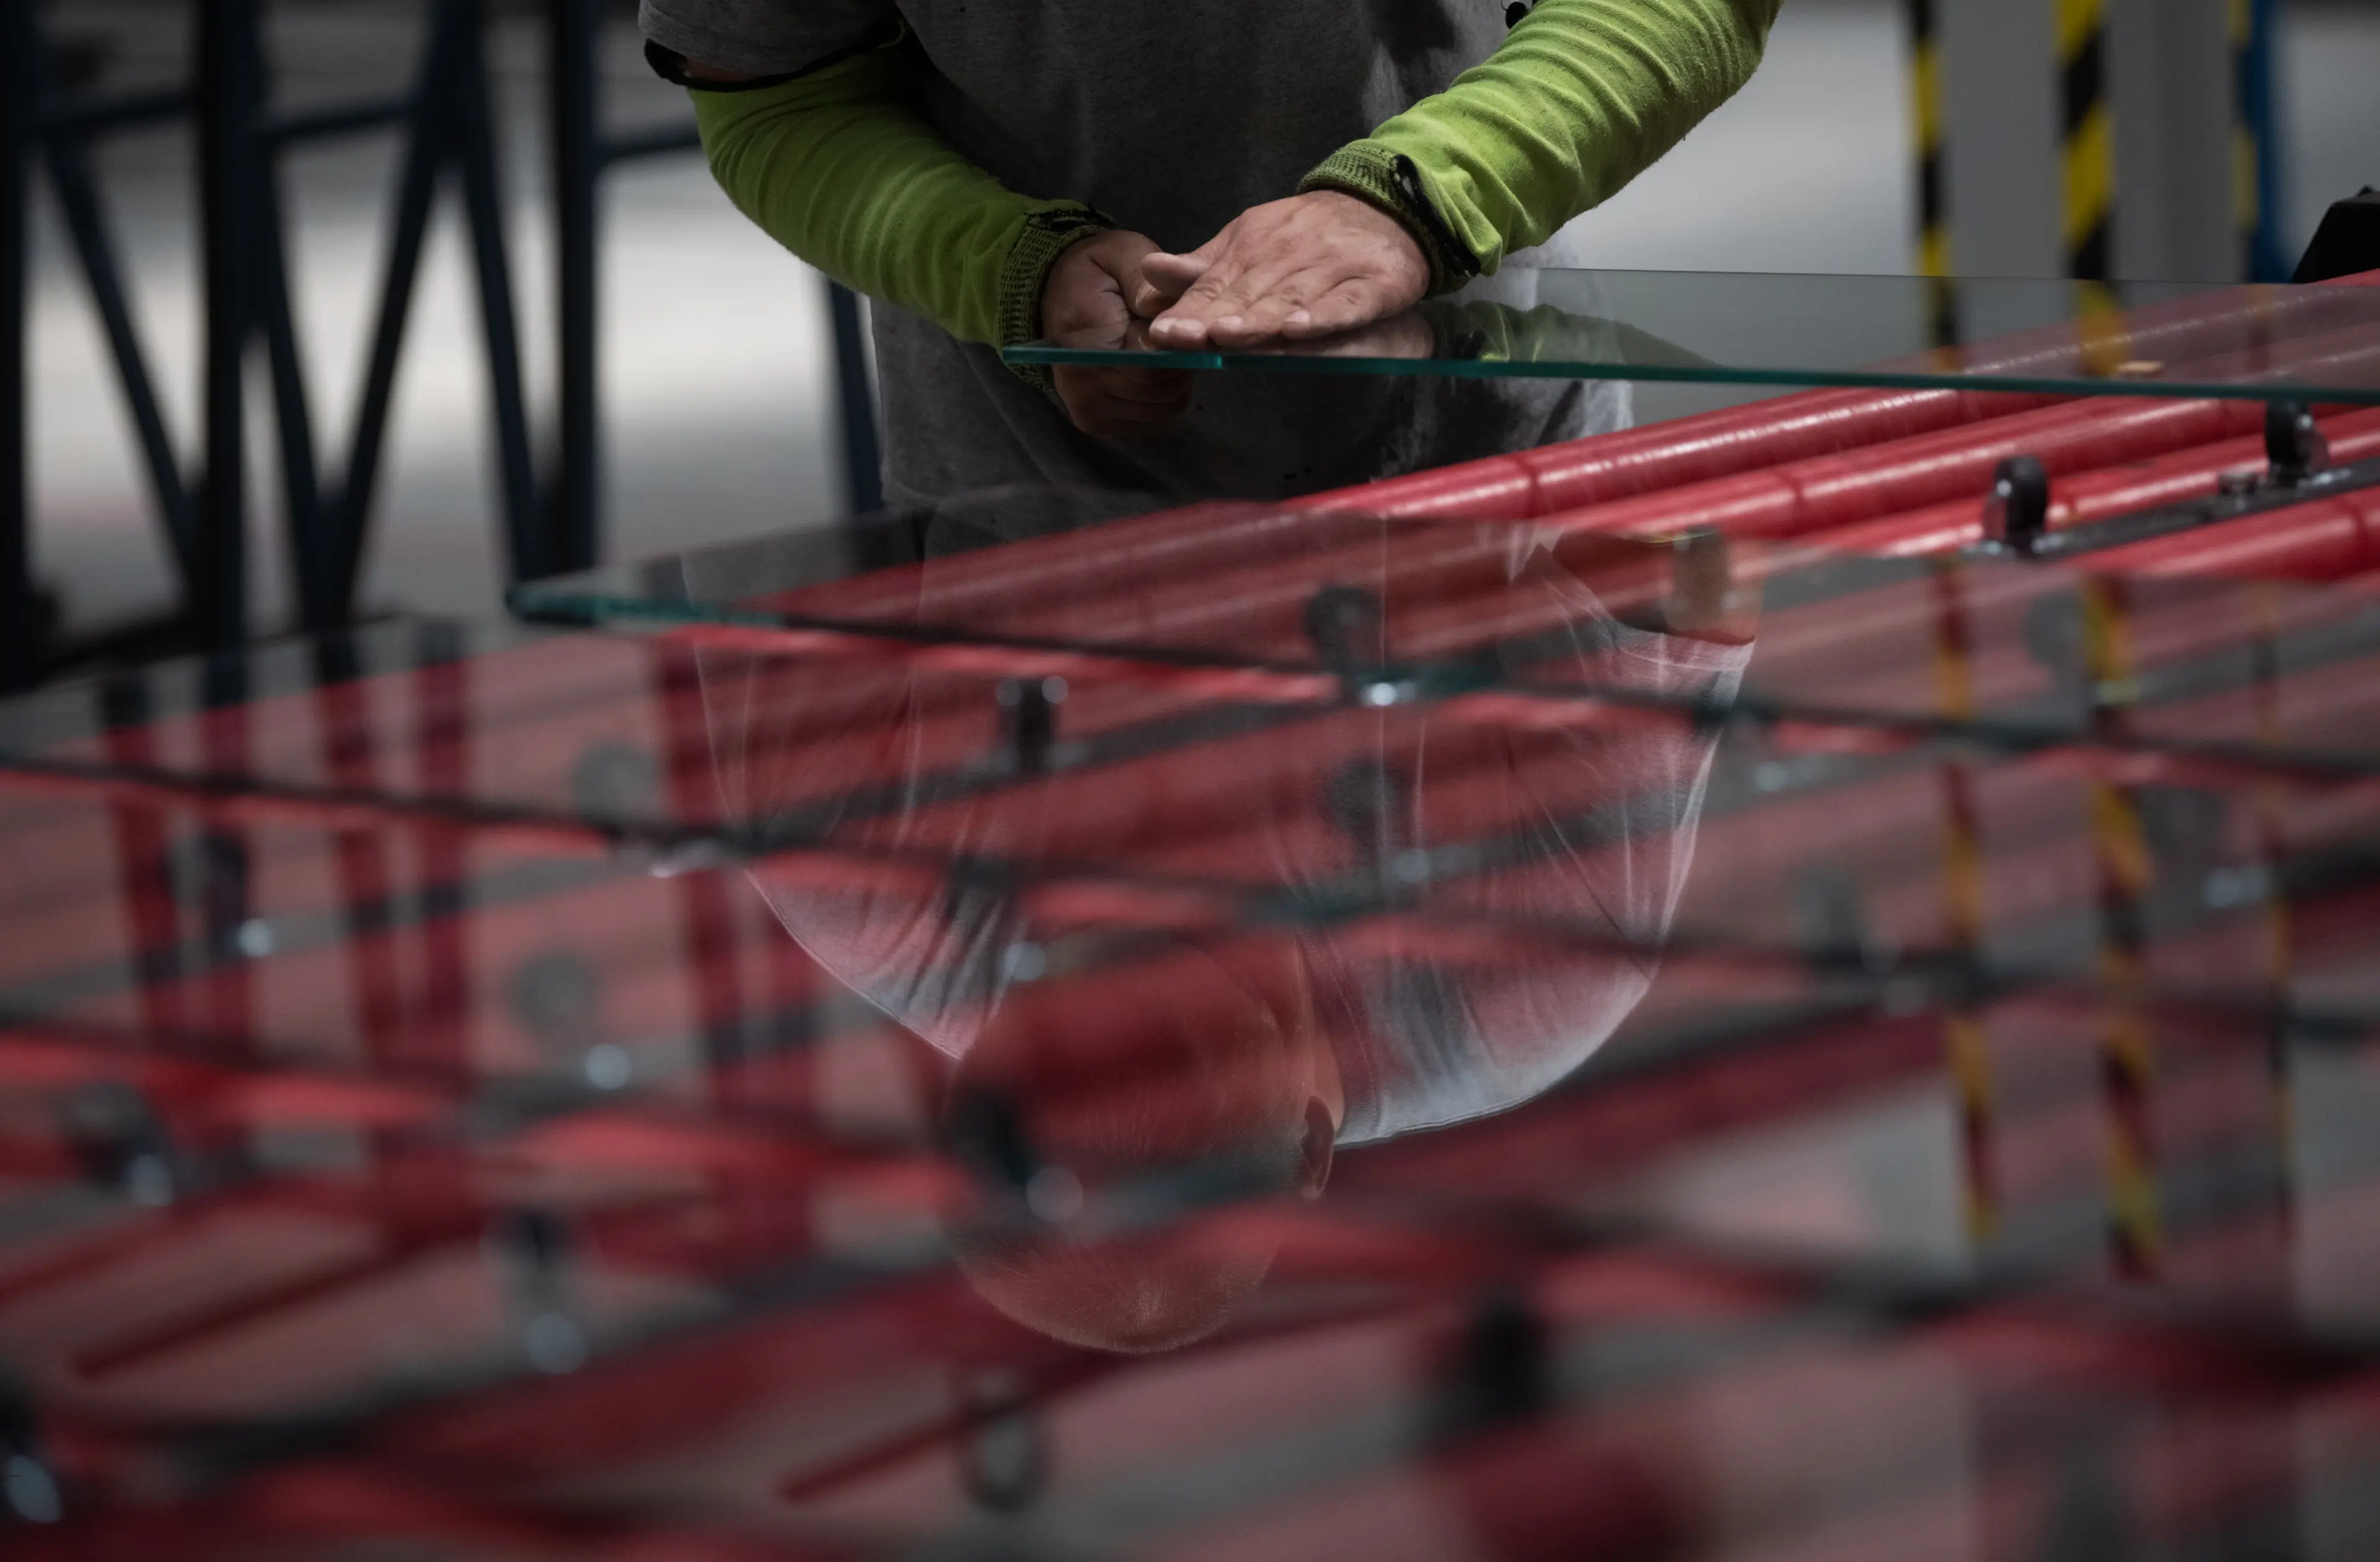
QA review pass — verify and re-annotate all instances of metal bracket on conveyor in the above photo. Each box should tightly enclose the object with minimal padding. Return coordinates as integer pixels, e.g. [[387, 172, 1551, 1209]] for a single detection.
[[942, 1084, 1085, 1239], [1430, 1286, 1554, 1447], [1324, 756, 1418, 885], [487, 1207, 588, 1375], [1304, 583, 1411, 707], [509, 947, 639, 1092], [56, 1079, 182, 1209], [1791, 863, 1880, 972], [954, 1365, 1049, 1512], [568, 740, 661, 825], [1977, 456, 2053, 557], [945, 1085, 1037, 1201], [2261, 400, 2331, 490], [1969, 401, 2378, 567], [997, 676, 1067, 776], [0, 1371, 64, 1526]]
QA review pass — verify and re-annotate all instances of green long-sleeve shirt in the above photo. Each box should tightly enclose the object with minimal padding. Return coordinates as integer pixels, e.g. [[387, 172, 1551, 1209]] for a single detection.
[[684, 0, 1779, 351]]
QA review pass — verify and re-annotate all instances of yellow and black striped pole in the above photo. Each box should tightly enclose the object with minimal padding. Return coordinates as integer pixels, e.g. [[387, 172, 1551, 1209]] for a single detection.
[[2080, 577, 2160, 1278], [1930, 558, 1997, 1246], [2057, 0, 2128, 371], [1906, 0, 1955, 348], [2231, 0, 2262, 280], [2058, 0, 2114, 285]]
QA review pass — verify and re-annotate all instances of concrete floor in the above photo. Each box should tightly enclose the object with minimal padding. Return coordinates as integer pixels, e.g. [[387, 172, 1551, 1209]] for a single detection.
[[20, 0, 2380, 640]]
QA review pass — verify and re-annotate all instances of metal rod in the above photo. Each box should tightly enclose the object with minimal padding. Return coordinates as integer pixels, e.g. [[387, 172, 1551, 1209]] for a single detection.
[[42, 135, 197, 582], [327, 4, 461, 616], [195, 0, 263, 653], [550, 0, 603, 575], [2, 0, 34, 691], [829, 281, 883, 516], [249, 144, 331, 630], [452, 0, 545, 585]]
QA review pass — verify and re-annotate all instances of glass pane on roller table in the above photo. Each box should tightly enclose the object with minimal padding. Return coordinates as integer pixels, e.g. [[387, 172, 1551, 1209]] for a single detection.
[[0, 804, 946, 1436], [1468, 544, 2380, 771], [516, 494, 2380, 777], [1673, 550, 2380, 766], [0, 611, 1301, 846], [10, 678, 2380, 1550], [0, 746, 2127, 1490], [1007, 267, 2380, 405], [330, 995, 2351, 1561], [0, 825, 913, 1432], [0, 617, 710, 836]]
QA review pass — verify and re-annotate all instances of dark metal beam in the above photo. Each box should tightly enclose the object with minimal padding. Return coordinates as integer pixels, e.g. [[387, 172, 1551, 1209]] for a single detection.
[[42, 135, 198, 581], [550, 0, 602, 576], [2, 0, 33, 691], [195, 0, 263, 653], [14, 0, 788, 672], [829, 283, 883, 516], [451, 0, 542, 587], [324, 3, 462, 620], [251, 137, 328, 628]]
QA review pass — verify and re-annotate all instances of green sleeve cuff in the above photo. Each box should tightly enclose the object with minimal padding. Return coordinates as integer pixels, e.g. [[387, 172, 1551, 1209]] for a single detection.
[[1299, 144, 1480, 298], [1313, 0, 1778, 280], [692, 48, 1109, 382], [998, 208, 1111, 389], [997, 208, 1110, 346]]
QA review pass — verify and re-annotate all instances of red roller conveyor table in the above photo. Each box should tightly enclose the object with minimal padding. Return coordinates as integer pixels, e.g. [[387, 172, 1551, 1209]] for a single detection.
[[6, 276, 2380, 1560]]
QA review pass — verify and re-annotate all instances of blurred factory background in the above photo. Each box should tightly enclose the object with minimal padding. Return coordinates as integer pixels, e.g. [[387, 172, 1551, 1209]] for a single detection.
[[6, 0, 2378, 680]]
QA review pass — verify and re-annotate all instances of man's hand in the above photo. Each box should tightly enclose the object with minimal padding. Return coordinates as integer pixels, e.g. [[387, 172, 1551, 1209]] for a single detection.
[[1042, 229, 1193, 439], [1137, 192, 1430, 350]]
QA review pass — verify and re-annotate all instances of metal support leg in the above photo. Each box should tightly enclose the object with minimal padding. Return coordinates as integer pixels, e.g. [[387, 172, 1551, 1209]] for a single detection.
[[195, 0, 263, 653], [327, 6, 461, 617], [550, 0, 602, 575], [43, 136, 198, 583], [251, 158, 328, 628], [829, 282, 883, 516], [452, 0, 542, 586], [3, 0, 37, 692], [317, 0, 535, 623]]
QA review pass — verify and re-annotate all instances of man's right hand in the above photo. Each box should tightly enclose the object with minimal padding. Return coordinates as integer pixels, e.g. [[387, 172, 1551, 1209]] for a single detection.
[[1042, 230, 1193, 439]]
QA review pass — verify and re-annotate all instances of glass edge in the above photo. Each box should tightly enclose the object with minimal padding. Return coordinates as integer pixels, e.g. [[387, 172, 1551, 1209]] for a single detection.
[[997, 344, 2380, 405]]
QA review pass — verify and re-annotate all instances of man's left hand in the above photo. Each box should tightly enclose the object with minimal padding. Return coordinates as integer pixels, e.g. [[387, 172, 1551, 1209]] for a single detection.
[[1044, 229, 1195, 438], [1137, 192, 1430, 350]]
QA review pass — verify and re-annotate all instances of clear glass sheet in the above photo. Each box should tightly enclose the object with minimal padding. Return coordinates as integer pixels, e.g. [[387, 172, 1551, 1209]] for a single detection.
[[12, 614, 2369, 1025], [1005, 268, 2380, 405], [513, 499, 2380, 777], [4, 627, 2377, 1554], [0, 614, 1286, 845]]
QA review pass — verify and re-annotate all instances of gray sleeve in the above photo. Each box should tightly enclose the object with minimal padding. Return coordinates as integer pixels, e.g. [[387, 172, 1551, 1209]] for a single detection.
[[638, 0, 896, 77]]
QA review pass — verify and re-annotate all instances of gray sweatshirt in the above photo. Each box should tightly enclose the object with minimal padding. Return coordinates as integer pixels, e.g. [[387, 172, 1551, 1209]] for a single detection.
[[639, 0, 1624, 506]]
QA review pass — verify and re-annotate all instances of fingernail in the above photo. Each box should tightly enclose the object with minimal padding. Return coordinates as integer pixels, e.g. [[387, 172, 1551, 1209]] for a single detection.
[[1215, 316, 1243, 332], [1287, 310, 1312, 328]]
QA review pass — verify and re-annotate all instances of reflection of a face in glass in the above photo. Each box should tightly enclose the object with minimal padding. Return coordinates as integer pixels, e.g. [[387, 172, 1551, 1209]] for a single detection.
[[702, 510, 1758, 1352], [936, 940, 1339, 1354]]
